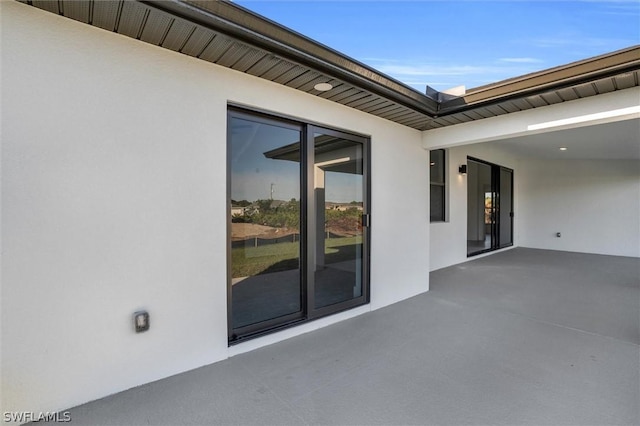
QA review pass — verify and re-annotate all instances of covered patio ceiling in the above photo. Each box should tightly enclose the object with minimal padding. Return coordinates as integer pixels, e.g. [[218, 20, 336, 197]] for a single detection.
[[487, 118, 640, 160], [21, 0, 640, 131]]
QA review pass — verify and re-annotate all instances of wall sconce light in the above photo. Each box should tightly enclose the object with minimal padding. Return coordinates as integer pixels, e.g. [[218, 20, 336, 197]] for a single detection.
[[133, 311, 150, 333], [459, 165, 467, 174]]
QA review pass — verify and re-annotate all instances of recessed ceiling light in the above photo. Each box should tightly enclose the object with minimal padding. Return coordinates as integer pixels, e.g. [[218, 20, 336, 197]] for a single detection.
[[314, 82, 333, 92], [559, 147, 568, 151], [430, 162, 436, 166]]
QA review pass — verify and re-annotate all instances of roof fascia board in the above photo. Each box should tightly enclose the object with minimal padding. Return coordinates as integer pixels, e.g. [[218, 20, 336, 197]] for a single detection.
[[437, 46, 640, 116], [22, 0, 639, 127], [141, 0, 439, 114], [423, 86, 640, 149]]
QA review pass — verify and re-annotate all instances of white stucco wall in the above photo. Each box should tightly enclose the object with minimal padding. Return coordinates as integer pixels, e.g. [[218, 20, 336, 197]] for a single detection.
[[429, 144, 518, 271], [428, 144, 640, 272], [425, 87, 640, 270], [1, 2, 429, 418], [518, 160, 640, 257]]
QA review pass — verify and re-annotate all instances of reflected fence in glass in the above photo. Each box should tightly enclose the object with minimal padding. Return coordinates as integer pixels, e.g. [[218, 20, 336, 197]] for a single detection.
[[229, 115, 303, 331], [312, 133, 364, 309], [228, 109, 370, 342]]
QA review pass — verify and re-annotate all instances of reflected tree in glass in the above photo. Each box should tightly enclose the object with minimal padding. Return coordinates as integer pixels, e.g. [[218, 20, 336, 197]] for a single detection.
[[229, 116, 302, 329]]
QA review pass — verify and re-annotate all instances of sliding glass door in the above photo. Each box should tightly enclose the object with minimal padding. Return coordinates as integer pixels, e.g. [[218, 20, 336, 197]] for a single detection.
[[228, 109, 370, 343], [466, 157, 513, 256], [228, 113, 304, 338], [498, 168, 514, 248], [311, 129, 366, 313]]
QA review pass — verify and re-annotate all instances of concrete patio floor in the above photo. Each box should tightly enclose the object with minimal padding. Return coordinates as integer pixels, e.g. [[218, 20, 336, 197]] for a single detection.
[[45, 248, 639, 425]]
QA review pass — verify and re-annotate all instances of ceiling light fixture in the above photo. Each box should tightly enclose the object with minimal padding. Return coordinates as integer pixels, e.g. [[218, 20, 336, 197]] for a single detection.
[[559, 147, 568, 151], [314, 82, 333, 92]]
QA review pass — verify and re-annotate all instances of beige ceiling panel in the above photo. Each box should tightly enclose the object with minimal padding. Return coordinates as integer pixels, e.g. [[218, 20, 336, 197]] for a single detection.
[[230, 48, 268, 72], [217, 43, 254, 68], [199, 35, 235, 63], [509, 98, 536, 111], [345, 95, 378, 109], [117, 1, 149, 39], [523, 95, 549, 108], [336, 92, 371, 106], [259, 60, 298, 80], [614, 72, 638, 90], [555, 87, 580, 102], [372, 105, 405, 118], [317, 85, 354, 99], [593, 77, 616, 94], [244, 55, 282, 76], [497, 102, 522, 113], [180, 27, 216, 57], [62, 0, 90, 23], [139, 10, 174, 45], [361, 101, 395, 114], [272, 65, 309, 85], [573, 83, 598, 98], [384, 108, 417, 121], [161, 19, 197, 52], [92, 0, 121, 32], [32, 0, 59, 14], [539, 91, 564, 105], [286, 71, 322, 89]]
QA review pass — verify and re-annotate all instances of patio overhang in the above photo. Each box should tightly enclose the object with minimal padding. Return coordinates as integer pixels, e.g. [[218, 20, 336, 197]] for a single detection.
[[19, 0, 640, 131]]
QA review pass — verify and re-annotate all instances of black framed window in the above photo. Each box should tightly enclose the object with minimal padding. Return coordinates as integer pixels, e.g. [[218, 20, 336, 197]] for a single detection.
[[228, 107, 371, 343], [430, 149, 446, 222]]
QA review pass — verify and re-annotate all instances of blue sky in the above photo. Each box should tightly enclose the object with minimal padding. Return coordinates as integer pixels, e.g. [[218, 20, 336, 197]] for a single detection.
[[235, 1, 640, 91]]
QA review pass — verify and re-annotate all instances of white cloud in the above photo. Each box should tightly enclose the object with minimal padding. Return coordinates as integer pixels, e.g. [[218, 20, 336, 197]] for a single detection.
[[361, 57, 545, 90], [373, 63, 505, 77]]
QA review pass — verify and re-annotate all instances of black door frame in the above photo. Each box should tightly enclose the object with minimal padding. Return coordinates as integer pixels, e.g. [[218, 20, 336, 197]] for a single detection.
[[306, 125, 371, 320], [467, 156, 513, 257], [227, 107, 371, 344]]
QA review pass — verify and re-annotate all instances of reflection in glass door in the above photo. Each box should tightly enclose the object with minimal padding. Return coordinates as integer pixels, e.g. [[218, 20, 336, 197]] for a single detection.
[[499, 168, 514, 248], [311, 131, 365, 311], [466, 157, 513, 256], [467, 160, 493, 255], [228, 113, 304, 339], [228, 109, 370, 343]]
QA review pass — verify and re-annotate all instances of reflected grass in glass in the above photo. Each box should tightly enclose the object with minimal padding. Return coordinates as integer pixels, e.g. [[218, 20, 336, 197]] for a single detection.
[[232, 236, 362, 278]]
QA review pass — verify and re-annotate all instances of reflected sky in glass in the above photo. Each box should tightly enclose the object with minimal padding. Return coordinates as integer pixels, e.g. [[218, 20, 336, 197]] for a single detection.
[[231, 118, 364, 203], [230, 118, 300, 202]]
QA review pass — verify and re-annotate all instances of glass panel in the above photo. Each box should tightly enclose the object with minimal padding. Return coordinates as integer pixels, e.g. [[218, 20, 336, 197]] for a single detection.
[[467, 160, 493, 255], [229, 116, 302, 329], [313, 133, 364, 309], [430, 149, 445, 184], [499, 168, 513, 247], [430, 185, 445, 222], [430, 149, 445, 222]]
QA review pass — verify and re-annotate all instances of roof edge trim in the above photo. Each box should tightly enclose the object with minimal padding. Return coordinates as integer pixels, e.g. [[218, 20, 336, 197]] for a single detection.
[[142, 0, 439, 115], [438, 45, 640, 115]]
